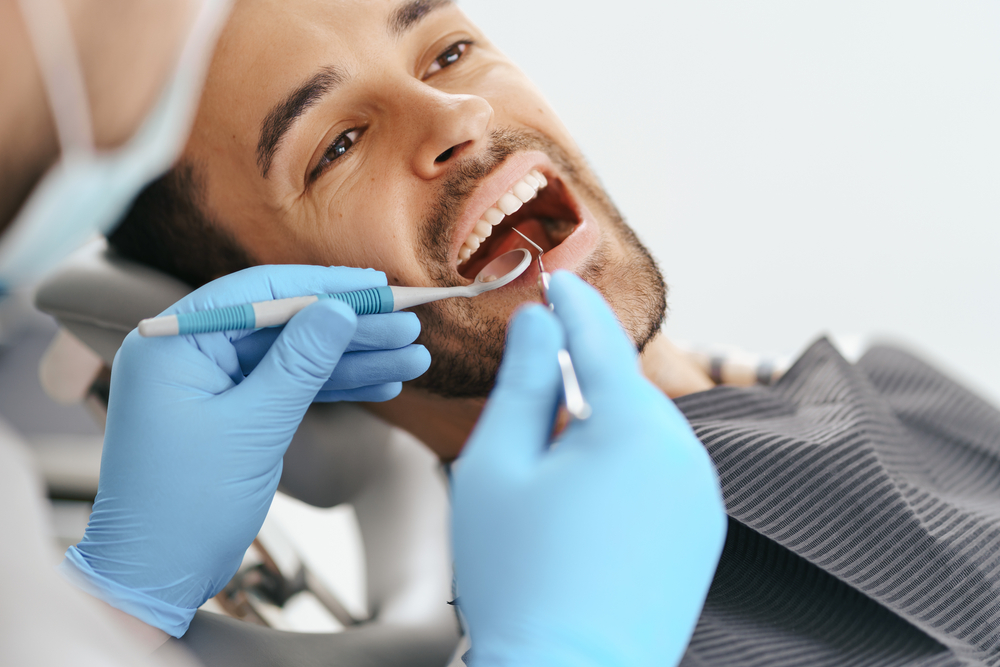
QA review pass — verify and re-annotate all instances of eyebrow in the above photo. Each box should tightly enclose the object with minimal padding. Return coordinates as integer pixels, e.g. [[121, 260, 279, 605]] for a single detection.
[[257, 66, 344, 178], [389, 0, 453, 38], [256, 0, 454, 179]]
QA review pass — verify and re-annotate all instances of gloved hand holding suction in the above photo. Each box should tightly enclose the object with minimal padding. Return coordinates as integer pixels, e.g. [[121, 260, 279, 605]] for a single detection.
[[60, 264, 430, 637], [452, 272, 727, 667]]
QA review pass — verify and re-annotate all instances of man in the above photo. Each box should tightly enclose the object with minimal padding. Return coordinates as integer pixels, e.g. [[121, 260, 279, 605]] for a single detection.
[[2, 0, 727, 665], [109, 0, 1000, 665], [108, 0, 715, 458]]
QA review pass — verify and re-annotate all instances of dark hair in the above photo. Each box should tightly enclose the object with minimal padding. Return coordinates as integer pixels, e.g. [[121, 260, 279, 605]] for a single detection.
[[108, 163, 252, 287]]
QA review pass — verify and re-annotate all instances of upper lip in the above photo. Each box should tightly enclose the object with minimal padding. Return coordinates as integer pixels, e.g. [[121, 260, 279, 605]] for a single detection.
[[449, 150, 557, 271]]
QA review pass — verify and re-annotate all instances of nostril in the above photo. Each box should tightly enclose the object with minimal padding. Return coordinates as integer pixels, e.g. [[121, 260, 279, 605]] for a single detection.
[[435, 146, 456, 163]]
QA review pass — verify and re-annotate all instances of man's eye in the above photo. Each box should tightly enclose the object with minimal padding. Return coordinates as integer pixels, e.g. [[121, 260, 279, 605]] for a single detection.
[[312, 128, 362, 179], [426, 41, 471, 77]]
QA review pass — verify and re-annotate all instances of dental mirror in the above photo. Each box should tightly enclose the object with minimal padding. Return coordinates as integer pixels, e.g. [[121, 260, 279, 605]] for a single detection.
[[387, 248, 533, 311], [473, 247, 532, 288]]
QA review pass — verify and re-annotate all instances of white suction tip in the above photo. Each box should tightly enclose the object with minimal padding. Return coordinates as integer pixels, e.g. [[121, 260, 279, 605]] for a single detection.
[[138, 315, 179, 337]]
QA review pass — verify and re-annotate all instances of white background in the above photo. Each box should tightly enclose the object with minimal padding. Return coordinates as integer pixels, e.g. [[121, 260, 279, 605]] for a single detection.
[[462, 0, 1000, 404]]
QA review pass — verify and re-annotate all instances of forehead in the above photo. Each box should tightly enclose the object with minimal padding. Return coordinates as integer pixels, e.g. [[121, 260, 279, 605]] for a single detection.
[[196, 0, 463, 161], [217, 0, 454, 77]]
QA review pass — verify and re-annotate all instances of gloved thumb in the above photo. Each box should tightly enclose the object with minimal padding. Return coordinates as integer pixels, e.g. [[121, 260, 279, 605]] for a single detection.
[[235, 298, 357, 412], [461, 305, 564, 478]]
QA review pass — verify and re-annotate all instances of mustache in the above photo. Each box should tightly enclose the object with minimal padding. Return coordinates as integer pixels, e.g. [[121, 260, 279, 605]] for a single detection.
[[418, 127, 578, 285]]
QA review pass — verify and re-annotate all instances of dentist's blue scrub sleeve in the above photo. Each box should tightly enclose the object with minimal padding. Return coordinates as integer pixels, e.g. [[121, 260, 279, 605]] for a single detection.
[[59, 265, 430, 637], [452, 273, 727, 667]]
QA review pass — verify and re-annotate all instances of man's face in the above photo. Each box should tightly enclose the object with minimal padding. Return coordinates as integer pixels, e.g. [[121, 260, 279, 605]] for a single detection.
[[187, 0, 665, 397]]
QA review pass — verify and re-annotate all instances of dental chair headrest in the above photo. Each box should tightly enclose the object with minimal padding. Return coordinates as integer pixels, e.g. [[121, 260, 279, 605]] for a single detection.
[[34, 238, 191, 365]]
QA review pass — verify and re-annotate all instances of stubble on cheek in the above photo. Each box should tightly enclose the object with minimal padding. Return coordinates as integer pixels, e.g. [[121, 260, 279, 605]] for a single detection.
[[410, 297, 509, 398]]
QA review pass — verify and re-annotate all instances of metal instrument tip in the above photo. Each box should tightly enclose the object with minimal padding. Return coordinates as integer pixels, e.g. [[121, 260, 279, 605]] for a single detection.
[[512, 228, 546, 273]]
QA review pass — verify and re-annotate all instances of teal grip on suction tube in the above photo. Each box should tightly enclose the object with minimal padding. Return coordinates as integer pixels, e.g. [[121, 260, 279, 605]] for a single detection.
[[168, 286, 392, 337], [321, 285, 394, 315], [176, 303, 255, 335]]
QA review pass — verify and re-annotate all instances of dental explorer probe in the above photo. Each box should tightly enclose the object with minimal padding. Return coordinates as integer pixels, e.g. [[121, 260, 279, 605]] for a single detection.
[[512, 229, 592, 421], [138, 249, 532, 337]]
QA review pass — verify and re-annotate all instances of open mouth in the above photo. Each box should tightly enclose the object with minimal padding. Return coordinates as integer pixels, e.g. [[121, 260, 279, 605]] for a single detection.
[[457, 169, 582, 280]]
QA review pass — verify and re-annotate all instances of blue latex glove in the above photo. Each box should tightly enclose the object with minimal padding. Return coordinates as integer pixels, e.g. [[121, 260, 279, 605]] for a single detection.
[[452, 273, 727, 667], [60, 265, 430, 637]]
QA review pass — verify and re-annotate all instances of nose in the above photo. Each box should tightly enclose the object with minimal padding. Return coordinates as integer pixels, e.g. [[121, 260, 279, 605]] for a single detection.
[[406, 87, 493, 180]]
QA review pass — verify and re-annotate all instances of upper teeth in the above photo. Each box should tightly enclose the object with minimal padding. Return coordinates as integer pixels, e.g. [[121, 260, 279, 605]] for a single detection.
[[458, 170, 549, 265]]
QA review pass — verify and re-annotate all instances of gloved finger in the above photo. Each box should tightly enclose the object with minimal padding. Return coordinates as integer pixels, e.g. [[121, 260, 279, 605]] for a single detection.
[[233, 312, 423, 377], [460, 305, 564, 478], [318, 346, 430, 391], [546, 272, 642, 396], [233, 327, 282, 376], [234, 298, 357, 415], [347, 312, 422, 352], [315, 383, 403, 403]]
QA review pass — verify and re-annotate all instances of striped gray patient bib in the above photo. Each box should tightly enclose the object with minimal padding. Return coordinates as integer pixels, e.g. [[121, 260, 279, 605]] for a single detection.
[[675, 338, 1000, 667]]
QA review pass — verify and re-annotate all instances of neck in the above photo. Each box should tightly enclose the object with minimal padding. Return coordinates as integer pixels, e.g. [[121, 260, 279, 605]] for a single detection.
[[365, 332, 714, 460], [0, 0, 58, 228], [0, 0, 197, 229], [363, 390, 485, 462]]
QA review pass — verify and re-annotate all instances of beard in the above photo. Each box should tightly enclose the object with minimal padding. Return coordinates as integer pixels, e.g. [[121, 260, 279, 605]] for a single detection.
[[409, 127, 667, 399]]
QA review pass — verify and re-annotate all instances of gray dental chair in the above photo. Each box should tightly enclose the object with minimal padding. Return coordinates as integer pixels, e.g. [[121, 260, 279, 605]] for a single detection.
[[35, 239, 461, 667]]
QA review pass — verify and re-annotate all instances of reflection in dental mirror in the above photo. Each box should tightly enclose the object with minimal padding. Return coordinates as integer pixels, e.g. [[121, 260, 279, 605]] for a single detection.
[[474, 248, 531, 288]]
